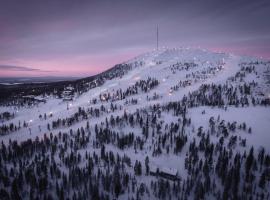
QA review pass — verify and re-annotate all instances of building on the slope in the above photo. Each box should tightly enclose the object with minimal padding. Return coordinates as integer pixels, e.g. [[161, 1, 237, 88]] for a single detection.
[[150, 166, 180, 181], [62, 86, 74, 101], [22, 95, 46, 103]]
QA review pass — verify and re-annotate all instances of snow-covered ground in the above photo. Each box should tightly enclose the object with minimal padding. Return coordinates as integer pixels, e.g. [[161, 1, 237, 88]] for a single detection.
[[1, 48, 268, 142], [189, 106, 270, 150], [1, 47, 270, 199]]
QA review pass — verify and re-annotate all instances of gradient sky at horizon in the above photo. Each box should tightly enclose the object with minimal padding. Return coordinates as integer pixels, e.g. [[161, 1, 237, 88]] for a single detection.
[[0, 0, 270, 77]]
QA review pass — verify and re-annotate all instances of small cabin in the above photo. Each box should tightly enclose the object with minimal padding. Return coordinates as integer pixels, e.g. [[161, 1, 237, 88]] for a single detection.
[[150, 166, 180, 181], [159, 167, 179, 181], [62, 85, 75, 101]]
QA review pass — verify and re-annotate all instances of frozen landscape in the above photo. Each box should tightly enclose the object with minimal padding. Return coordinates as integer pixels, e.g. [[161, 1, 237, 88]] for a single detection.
[[0, 48, 270, 199]]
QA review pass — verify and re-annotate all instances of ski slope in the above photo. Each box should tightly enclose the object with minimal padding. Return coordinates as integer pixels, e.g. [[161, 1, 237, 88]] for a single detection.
[[0, 48, 269, 148]]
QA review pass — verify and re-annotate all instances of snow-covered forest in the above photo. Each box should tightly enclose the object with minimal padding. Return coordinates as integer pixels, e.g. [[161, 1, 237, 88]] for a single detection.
[[0, 48, 270, 200]]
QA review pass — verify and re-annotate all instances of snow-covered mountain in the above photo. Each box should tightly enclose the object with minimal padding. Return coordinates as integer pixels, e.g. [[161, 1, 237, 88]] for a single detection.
[[0, 48, 270, 200]]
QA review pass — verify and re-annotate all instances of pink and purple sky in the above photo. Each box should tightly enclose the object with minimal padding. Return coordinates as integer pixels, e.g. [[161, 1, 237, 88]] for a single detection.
[[0, 0, 270, 78]]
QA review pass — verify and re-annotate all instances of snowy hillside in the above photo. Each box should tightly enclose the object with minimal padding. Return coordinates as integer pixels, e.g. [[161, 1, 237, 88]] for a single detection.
[[0, 47, 270, 200]]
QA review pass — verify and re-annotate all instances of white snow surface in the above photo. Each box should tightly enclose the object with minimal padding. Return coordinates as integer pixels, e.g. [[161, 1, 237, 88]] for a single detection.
[[0, 47, 270, 181], [1, 48, 269, 140]]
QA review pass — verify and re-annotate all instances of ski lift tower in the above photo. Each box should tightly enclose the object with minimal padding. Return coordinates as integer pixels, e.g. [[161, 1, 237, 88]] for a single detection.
[[156, 25, 159, 50]]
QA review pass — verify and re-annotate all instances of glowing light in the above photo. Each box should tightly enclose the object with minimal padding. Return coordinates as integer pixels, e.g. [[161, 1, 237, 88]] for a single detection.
[[29, 119, 33, 123], [168, 89, 173, 96], [69, 103, 72, 107], [101, 96, 106, 101], [133, 76, 140, 80]]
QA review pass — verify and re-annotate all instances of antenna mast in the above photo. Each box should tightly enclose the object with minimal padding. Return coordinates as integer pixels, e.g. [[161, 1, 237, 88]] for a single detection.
[[156, 25, 159, 50]]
